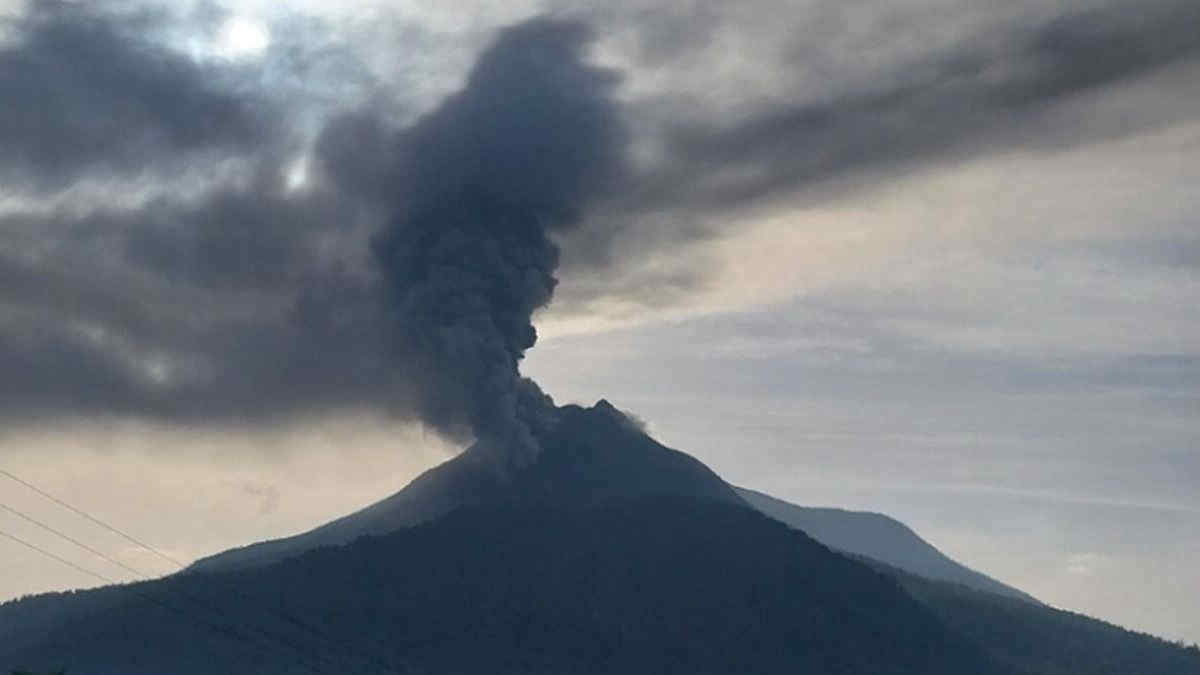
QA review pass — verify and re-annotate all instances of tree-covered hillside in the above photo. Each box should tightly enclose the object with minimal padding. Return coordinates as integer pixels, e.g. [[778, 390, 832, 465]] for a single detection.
[[876, 558, 1200, 675], [2, 497, 1005, 675]]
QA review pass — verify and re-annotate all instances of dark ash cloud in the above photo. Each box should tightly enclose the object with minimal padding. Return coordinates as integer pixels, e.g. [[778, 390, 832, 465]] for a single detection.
[[630, 0, 1200, 214], [364, 18, 626, 462], [0, 0, 268, 193], [0, 6, 626, 466], [535, 0, 1200, 313], [1, 0, 1197, 459]]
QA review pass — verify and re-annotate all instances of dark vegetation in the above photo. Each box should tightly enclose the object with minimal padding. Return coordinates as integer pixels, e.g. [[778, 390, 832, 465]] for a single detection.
[[3, 498, 1004, 675], [887, 563, 1200, 675], [4, 402, 1197, 674]]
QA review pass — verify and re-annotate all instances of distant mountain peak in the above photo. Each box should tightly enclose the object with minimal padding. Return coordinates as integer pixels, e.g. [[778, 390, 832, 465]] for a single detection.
[[735, 487, 1040, 604]]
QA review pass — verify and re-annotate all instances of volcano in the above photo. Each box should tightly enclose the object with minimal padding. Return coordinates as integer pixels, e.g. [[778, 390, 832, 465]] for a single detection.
[[189, 400, 1028, 605], [189, 400, 742, 573], [3, 401, 1199, 674]]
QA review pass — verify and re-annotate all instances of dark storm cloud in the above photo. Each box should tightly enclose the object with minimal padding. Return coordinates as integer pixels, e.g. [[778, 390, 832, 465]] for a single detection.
[[627, 0, 1200, 215], [123, 179, 332, 293], [524, 0, 1200, 317], [0, 0, 268, 193], [0, 221, 373, 424], [1, 0, 1196, 443], [0, 4, 384, 422], [0, 6, 624, 457]]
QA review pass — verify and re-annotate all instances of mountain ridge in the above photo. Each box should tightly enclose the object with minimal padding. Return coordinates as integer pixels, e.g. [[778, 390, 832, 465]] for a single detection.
[[2, 497, 1011, 675], [3, 400, 1198, 674], [735, 486, 1039, 603], [193, 401, 1039, 608]]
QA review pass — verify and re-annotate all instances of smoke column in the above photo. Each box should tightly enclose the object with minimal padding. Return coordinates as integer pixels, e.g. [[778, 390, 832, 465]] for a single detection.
[[368, 19, 625, 465]]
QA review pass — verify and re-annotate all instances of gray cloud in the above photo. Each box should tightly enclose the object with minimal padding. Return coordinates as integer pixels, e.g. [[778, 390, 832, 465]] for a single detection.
[[1, 0, 1197, 442], [0, 6, 626, 457], [622, 0, 1200, 214], [0, 0, 269, 193], [459, 0, 1188, 323]]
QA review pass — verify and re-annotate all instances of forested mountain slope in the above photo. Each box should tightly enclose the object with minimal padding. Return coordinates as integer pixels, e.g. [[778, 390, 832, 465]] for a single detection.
[[2, 498, 1008, 675]]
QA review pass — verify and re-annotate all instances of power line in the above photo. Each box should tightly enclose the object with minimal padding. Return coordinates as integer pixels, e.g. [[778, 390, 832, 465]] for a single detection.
[[0, 468, 186, 569], [0, 527, 115, 586], [1, 467, 401, 673], [0, 501, 148, 580], [0, 521, 335, 675], [0, 500, 342, 670], [0, 475, 350, 673]]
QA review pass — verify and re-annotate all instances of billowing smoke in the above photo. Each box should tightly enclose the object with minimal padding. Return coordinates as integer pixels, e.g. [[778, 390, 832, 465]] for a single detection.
[[364, 19, 625, 464], [0, 5, 629, 463], [6, 0, 1196, 465]]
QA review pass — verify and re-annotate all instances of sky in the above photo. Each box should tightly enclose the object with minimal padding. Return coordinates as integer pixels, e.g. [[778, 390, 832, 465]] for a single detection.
[[1, 0, 1198, 644]]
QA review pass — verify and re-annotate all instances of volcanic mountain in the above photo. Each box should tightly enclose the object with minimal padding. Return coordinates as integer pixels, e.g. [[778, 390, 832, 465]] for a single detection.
[[190, 399, 1025, 605], [189, 400, 743, 572], [3, 400, 1199, 674]]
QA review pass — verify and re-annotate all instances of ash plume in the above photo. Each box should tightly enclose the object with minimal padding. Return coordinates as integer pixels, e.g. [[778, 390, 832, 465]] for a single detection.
[[5, 0, 1195, 467], [362, 19, 625, 464], [0, 5, 629, 462]]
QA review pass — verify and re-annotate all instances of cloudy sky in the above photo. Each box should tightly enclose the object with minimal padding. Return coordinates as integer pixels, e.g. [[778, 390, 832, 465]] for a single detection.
[[1, 0, 1198, 644]]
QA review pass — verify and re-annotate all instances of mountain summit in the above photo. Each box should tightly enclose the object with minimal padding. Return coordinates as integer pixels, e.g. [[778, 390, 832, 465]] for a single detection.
[[190, 400, 743, 572], [191, 400, 1028, 606], [191, 400, 1029, 605]]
